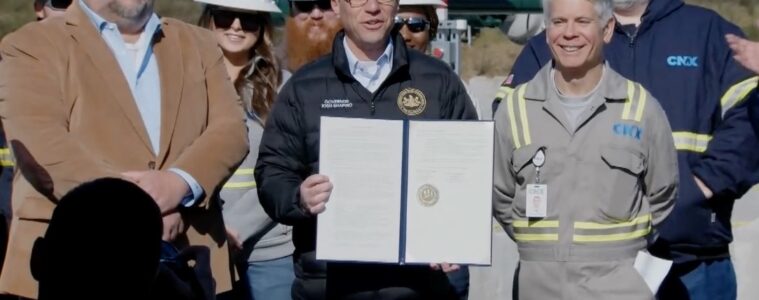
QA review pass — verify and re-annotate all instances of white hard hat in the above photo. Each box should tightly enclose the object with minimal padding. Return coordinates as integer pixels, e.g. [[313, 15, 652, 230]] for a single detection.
[[194, 0, 282, 13], [399, 0, 447, 7]]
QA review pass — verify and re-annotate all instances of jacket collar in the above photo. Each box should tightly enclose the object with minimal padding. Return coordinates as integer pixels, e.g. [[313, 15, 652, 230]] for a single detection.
[[63, 1, 185, 162], [332, 30, 409, 80], [623, 0, 684, 36], [524, 61, 628, 101]]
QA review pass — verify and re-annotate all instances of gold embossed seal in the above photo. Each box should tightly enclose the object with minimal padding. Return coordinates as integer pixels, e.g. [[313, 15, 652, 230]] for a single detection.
[[417, 184, 439, 207]]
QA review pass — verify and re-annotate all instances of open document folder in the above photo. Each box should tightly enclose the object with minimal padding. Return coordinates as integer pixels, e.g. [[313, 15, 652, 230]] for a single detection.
[[316, 116, 494, 265]]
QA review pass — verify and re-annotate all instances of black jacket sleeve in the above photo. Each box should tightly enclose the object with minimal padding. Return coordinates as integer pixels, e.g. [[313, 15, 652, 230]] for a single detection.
[[255, 80, 312, 225]]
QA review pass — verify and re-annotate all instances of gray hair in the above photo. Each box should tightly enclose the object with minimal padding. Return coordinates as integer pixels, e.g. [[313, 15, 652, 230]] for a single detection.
[[542, 0, 614, 28]]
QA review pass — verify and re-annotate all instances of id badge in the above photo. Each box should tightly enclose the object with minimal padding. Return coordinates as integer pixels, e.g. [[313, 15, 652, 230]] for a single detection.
[[526, 184, 548, 218]]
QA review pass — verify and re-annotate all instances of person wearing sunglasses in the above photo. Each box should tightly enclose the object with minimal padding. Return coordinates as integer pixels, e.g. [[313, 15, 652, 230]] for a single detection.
[[195, 1, 295, 300], [283, 0, 342, 72], [33, 0, 72, 20], [256, 0, 478, 299], [395, 0, 441, 54]]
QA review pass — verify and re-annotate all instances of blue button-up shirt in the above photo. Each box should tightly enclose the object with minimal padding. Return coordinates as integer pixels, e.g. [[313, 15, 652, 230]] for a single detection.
[[79, 0, 202, 204], [343, 37, 394, 93]]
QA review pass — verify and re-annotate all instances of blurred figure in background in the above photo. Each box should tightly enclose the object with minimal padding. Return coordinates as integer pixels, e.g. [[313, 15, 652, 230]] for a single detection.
[[33, 0, 71, 20], [396, 0, 480, 120], [196, 0, 295, 299], [283, 0, 341, 72], [395, 0, 440, 54]]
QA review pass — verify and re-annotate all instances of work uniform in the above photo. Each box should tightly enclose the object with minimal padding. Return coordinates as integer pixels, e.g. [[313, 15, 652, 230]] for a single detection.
[[498, 1, 759, 297], [256, 31, 477, 300], [493, 63, 678, 300]]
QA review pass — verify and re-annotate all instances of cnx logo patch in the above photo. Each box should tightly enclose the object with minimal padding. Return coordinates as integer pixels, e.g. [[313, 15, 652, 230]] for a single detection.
[[667, 56, 699, 67], [613, 123, 643, 141]]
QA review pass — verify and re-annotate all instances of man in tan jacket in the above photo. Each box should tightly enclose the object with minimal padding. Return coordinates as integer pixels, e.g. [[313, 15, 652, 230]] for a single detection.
[[0, 0, 248, 298]]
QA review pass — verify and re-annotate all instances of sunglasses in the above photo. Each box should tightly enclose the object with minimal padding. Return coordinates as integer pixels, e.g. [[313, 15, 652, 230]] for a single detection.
[[292, 0, 333, 13], [211, 9, 263, 32], [44, 0, 72, 10], [394, 16, 430, 33]]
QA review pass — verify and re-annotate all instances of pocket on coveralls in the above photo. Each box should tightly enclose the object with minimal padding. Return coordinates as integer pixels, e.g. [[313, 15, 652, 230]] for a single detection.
[[599, 146, 645, 221]]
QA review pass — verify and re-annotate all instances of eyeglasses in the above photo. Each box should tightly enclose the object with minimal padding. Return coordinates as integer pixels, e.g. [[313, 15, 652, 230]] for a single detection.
[[44, 0, 72, 10], [292, 0, 333, 13], [344, 0, 397, 8], [394, 16, 429, 33], [211, 9, 262, 32]]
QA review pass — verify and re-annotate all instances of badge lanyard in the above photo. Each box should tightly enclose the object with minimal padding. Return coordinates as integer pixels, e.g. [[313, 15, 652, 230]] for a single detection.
[[526, 147, 548, 218]]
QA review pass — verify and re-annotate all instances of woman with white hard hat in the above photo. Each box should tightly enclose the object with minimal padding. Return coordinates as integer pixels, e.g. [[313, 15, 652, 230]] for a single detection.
[[396, 0, 446, 53], [195, 1, 294, 299]]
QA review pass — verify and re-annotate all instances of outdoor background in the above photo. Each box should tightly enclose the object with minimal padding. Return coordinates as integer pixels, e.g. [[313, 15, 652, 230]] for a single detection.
[[0, 0, 758, 80]]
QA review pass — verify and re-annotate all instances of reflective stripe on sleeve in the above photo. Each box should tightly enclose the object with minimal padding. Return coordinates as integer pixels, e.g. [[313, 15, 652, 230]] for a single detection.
[[672, 131, 712, 153], [223, 168, 256, 189], [0, 148, 14, 167], [721, 76, 758, 118]]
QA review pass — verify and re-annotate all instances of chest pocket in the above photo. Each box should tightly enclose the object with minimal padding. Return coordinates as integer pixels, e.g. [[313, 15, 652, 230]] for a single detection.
[[600, 146, 645, 221]]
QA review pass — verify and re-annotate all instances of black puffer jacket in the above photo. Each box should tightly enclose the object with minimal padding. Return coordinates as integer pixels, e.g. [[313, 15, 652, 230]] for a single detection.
[[256, 31, 476, 297]]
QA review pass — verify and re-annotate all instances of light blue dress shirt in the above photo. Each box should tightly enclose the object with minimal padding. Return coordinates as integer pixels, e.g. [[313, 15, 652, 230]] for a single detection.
[[343, 37, 394, 93], [79, 0, 202, 205]]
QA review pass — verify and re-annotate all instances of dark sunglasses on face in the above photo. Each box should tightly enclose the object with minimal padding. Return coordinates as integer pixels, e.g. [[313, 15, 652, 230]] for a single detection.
[[211, 9, 262, 32], [394, 16, 430, 33], [45, 0, 72, 10], [292, 0, 332, 13]]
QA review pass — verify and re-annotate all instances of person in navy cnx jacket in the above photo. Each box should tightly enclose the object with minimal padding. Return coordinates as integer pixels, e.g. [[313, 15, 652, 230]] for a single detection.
[[494, 0, 759, 299]]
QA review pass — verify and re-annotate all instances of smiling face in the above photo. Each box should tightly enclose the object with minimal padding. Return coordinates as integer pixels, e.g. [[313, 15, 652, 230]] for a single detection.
[[396, 8, 430, 52], [545, 0, 614, 74], [210, 9, 262, 59], [332, 0, 399, 54]]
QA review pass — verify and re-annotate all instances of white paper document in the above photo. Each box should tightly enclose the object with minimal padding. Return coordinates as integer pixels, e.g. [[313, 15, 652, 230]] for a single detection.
[[316, 116, 494, 265], [633, 250, 673, 295], [317, 117, 404, 263]]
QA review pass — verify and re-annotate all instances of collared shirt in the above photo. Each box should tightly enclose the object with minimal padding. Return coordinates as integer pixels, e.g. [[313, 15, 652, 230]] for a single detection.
[[79, 0, 202, 204], [343, 37, 394, 93]]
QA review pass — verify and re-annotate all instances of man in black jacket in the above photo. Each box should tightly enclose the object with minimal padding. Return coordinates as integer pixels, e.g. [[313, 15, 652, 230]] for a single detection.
[[255, 0, 477, 299]]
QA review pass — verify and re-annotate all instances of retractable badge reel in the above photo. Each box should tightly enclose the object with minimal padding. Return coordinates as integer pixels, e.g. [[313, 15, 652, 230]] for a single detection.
[[526, 147, 548, 218]]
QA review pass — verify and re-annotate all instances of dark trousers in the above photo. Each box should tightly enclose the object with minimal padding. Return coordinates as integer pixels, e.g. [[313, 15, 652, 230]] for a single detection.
[[0, 216, 11, 300], [292, 263, 457, 300], [656, 258, 736, 300]]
